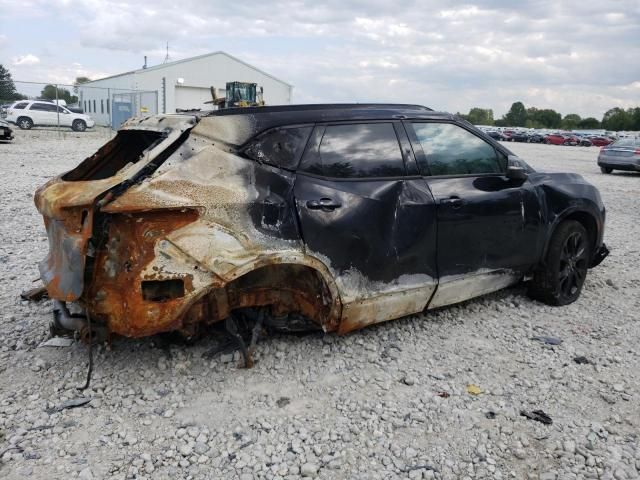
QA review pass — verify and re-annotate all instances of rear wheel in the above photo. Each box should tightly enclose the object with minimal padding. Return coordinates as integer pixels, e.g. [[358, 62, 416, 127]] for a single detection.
[[17, 117, 33, 130], [600, 166, 613, 174], [72, 119, 87, 132], [528, 220, 591, 306]]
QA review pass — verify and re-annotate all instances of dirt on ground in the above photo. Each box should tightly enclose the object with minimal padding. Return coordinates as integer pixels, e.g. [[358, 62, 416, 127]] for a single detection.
[[0, 127, 638, 480]]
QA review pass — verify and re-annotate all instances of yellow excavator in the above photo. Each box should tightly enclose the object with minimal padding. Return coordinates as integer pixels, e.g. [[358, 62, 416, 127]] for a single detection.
[[208, 81, 265, 109]]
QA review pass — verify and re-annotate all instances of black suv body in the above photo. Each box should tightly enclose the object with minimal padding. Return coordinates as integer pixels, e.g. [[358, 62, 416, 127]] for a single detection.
[[35, 104, 608, 340]]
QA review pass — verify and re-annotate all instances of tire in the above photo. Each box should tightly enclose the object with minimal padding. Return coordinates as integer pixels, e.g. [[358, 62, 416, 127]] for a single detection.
[[17, 117, 33, 130], [72, 119, 87, 132], [600, 166, 613, 174], [528, 220, 592, 306], [563, 140, 570, 146]]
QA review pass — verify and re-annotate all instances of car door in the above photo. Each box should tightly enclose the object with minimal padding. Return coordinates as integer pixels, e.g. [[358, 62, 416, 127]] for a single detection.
[[57, 105, 73, 126], [28, 103, 57, 126], [294, 121, 438, 332], [405, 121, 542, 309]]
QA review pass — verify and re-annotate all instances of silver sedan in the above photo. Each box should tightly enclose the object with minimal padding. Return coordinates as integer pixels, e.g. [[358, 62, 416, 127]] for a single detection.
[[598, 138, 640, 174]]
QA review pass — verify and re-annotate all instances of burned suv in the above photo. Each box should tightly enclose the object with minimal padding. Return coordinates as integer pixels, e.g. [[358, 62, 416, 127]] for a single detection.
[[35, 104, 608, 343]]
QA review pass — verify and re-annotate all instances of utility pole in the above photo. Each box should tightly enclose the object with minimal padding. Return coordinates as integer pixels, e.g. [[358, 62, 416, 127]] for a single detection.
[[55, 84, 61, 136]]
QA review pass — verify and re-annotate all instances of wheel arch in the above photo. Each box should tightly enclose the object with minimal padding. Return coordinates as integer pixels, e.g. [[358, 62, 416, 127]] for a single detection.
[[542, 209, 599, 264], [178, 255, 343, 336]]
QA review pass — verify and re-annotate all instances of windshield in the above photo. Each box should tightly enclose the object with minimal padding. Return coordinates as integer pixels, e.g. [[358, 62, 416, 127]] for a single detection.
[[612, 138, 640, 148]]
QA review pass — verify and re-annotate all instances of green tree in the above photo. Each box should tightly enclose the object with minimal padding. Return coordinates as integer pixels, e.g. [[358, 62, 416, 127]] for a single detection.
[[0, 64, 27, 101], [40, 84, 78, 105], [628, 107, 640, 131], [527, 107, 561, 129], [601, 108, 631, 131], [561, 113, 581, 130], [504, 101, 527, 127], [73, 76, 91, 94], [577, 117, 600, 129], [464, 107, 494, 125]]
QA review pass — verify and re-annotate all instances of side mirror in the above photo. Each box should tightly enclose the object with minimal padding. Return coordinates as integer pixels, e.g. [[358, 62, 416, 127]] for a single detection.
[[506, 165, 528, 181]]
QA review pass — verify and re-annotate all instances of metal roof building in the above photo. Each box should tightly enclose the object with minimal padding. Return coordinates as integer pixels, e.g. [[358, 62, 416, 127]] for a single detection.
[[78, 51, 293, 127]]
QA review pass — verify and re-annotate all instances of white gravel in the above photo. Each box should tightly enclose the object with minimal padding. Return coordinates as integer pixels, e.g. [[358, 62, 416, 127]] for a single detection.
[[0, 128, 639, 480]]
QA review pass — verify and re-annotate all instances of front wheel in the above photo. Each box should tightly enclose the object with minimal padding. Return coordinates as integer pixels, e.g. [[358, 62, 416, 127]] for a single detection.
[[600, 166, 613, 174], [72, 119, 87, 132], [528, 220, 591, 306]]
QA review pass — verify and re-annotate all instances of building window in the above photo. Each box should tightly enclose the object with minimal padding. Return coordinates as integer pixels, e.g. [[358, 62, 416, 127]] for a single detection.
[[93, 100, 96, 112], [101, 99, 104, 114], [106, 99, 110, 114], [84, 100, 87, 112]]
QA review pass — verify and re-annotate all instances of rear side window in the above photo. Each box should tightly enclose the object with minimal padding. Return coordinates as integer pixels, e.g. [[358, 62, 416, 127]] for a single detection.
[[412, 123, 504, 176], [243, 126, 312, 169], [30, 103, 57, 112], [13, 102, 28, 109], [301, 123, 405, 178]]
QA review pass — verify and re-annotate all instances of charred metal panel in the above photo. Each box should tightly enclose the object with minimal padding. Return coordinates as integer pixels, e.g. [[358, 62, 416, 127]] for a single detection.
[[294, 175, 438, 330], [35, 116, 197, 302]]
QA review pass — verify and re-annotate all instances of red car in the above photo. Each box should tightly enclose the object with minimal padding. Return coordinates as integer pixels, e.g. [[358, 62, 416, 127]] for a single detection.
[[544, 134, 578, 146], [588, 137, 612, 147]]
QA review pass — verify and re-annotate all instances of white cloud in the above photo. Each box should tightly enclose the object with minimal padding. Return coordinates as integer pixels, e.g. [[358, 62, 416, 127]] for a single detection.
[[1, 0, 639, 118], [12, 54, 40, 66]]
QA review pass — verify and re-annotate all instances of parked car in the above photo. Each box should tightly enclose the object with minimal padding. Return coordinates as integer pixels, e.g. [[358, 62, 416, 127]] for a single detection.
[[527, 132, 545, 143], [0, 118, 14, 142], [598, 137, 640, 174], [508, 131, 530, 142], [34, 104, 609, 350], [5, 100, 95, 132], [1, 103, 11, 119], [544, 134, 577, 146], [486, 130, 509, 141], [589, 136, 612, 147]]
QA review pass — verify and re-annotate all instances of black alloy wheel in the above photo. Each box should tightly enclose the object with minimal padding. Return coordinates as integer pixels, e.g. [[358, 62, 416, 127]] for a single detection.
[[528, 220, 591, 305]]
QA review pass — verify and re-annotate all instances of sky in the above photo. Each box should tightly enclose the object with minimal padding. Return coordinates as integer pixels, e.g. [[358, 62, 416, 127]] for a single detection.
[[1, 0, 639, 119]]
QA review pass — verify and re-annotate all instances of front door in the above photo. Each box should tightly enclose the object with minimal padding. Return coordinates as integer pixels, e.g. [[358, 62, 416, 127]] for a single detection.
[[405, 121, 541, 309], [294, 122, 438, 332]]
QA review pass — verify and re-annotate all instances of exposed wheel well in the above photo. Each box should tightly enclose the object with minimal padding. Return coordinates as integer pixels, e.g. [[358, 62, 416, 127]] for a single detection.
[[180, 263, 340, 336]]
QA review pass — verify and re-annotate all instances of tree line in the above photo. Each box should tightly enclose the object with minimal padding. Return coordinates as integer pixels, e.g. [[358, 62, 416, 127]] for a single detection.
[[1, 64, 90, 105], [458, 101, 640, 131]]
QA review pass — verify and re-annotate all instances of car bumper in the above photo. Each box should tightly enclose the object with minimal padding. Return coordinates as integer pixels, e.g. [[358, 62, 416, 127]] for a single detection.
[[86, 119, 95, 128], [598, 161, 640, 172], [590, 243, 609, 268]]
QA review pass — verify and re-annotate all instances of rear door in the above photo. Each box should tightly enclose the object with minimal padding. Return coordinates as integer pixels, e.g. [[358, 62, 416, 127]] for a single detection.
[[294, 121, 438, 331], [405, 121, 543, 309]]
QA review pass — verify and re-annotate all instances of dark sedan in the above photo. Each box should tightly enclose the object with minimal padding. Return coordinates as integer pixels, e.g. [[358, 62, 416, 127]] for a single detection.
[[486, 130, 509, 141], [508, 131, 530, 142], [598, 138, 640, 173]]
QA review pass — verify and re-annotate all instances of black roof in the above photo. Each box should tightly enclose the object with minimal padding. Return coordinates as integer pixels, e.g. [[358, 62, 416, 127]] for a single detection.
[[204, 103, 454, 132]]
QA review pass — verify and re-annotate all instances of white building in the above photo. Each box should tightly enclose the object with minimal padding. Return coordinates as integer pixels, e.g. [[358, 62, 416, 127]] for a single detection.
[[79, 51, 293, 127]]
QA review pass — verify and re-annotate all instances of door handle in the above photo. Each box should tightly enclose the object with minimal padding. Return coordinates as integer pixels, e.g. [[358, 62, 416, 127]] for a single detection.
[[306, 198, 342, 211], [440, 196, 463, 209]]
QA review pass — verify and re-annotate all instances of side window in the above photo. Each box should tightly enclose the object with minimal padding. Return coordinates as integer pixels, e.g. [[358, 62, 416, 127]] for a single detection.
[[301, 123, 405, 178], [412, 123, 505, 176], [13, 102, 28, 109], [29, 103, 49, 111], [243, 126, 312, 169]]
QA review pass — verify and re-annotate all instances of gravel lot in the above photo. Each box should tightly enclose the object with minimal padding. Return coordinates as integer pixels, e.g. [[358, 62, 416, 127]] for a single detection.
[[0, 127, 638, 480]]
